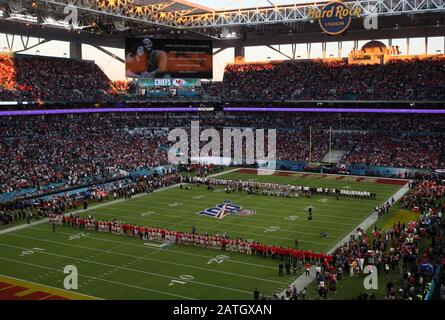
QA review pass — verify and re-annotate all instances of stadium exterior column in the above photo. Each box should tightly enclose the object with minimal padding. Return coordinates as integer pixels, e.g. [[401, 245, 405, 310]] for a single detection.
[[406, 38, 410, 55], [338, 41, 342, 58], [424, 37, 428, 54], [70, 41, 82, 60], [234, 45, 245, 63]]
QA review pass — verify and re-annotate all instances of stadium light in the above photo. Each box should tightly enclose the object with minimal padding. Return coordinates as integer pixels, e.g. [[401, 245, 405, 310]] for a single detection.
[[8, 13, 38, 23], [223, 107, 445, 114], [220, 27, 237, 39], [43, 17, 70, 28]]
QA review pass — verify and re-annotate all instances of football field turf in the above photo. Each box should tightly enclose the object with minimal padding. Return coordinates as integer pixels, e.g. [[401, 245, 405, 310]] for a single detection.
[[0, 169, 405, 300]]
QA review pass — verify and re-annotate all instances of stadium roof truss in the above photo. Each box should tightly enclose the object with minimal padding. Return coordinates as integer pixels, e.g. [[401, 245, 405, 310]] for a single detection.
[[173, 0, 445, 28], [0, 0, 444, 47], [35, 0, 445, 25], [1, 0, 444, 30]]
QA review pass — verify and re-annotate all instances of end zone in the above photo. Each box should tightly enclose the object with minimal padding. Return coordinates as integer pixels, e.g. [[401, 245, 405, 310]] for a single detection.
[[0, 275, 98, 300]]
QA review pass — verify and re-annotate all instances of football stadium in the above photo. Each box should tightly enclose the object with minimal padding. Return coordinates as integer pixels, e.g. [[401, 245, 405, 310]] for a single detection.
[[0, 0, 444, 309]]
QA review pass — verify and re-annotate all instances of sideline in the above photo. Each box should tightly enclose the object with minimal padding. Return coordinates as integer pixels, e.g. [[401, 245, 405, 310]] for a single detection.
[[0, 167, 239, 236], [278, 181, 411, 297]]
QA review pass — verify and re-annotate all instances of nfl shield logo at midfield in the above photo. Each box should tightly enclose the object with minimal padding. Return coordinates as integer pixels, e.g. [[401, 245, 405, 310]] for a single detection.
[[197, 201, 256, 219]]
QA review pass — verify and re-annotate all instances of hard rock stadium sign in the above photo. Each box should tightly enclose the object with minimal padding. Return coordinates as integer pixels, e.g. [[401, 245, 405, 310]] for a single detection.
[[308, 1, 377, 35]]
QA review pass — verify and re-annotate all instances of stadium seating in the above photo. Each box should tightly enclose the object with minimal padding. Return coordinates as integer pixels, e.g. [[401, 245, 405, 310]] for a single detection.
[[222, 57, 445, 101], [1, 113, 444, 201], [2, 54, 445, 102], [0, 54, 112, 101]]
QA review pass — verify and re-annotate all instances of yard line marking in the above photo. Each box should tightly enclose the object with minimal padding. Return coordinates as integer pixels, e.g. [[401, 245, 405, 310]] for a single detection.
[[0, 243, 253, 295], [86, 210, 332, 243], [144, 243, 162, 248], [4, 233, 290, 285], [103, 203, 355, 230], [228, 168, 407, 185], [124, 193, 374, 213], [110, 194, 371, 223], [0, 257, 195, 300], [152, 190, 381, 206], [278, 181, 411, 297], [100, 206, 349, 235], [0, 168, 240, 236], [26, 227, 278, 270]]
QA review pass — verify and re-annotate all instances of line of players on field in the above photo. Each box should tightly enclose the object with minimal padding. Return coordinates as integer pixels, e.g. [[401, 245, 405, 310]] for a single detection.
[[48, 213, 333, 262], [184, 176, 376, 199]]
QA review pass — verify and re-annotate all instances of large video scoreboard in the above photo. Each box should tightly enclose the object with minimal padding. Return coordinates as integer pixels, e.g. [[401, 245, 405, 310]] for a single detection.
[[125, 38, 213, 79]]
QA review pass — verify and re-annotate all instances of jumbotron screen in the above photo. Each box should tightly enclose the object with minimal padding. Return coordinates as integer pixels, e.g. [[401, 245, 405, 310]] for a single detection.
[[125, 38, 213, 79]]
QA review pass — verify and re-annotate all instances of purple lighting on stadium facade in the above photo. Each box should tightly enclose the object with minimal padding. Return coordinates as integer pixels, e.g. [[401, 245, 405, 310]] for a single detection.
[[223, 107, 445, 114], [0, 107, 199, 116], [1, 107, 445, 116]]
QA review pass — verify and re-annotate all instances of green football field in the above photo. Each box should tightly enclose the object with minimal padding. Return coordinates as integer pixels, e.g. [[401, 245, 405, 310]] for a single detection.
[[0, 169, 405, 300]]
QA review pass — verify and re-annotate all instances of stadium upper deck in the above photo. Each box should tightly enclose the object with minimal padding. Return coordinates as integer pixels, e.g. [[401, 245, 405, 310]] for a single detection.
[[1, 52, 445, 107]]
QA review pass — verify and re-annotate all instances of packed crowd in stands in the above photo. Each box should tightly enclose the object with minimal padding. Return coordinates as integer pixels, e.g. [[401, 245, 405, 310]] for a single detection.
[[222, 57, 445, 101], [340, 132, 445, 169], [1, 53, 445, 102], [0, 112, 444, 203], [201, 81, 223, 97], [0, 54, 113, 101], [400, 179, 445, 212], [0, 115, 169, 199], [222, 61, 312, 100], [0, 173, 181, 226], [311, 179, 444, 300]]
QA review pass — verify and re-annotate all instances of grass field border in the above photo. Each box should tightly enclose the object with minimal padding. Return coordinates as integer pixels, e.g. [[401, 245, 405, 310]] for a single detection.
[[0, 168, 410, 300], [0, 168, 240, 236]]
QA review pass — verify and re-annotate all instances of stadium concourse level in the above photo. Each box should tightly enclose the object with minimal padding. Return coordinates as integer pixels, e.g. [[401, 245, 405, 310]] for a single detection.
[[0, 112, 444, 203], [1, 54, 445, 103]]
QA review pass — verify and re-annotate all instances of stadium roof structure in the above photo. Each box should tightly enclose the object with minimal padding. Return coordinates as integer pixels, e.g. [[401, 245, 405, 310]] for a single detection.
[[0, 0, 444, 49]]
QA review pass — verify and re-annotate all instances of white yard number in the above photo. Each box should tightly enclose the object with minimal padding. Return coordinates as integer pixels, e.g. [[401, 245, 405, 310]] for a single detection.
[[264, 226, 280, 233], [20, 247, 44, 256], [140, 211, 155, 217], [69, 232, 89, 241], [207, 255, 229, 265], [285, 215, 299, 221], [63, 265, 78, 290], [169, 274, 194, 286], [169, 202, 183, 207]]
